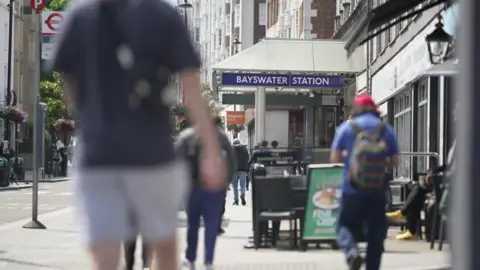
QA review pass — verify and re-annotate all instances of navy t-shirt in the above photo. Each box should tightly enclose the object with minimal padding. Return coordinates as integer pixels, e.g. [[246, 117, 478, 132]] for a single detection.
[[50, 0, 201, 167]]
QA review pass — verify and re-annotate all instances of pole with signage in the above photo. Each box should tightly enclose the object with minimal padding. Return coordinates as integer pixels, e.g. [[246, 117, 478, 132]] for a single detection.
[[23, 1, 46, 230]]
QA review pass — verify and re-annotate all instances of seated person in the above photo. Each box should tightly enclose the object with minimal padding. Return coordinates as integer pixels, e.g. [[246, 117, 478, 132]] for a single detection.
[[386, 161, 452, 240], [386, 178, 430, 240]]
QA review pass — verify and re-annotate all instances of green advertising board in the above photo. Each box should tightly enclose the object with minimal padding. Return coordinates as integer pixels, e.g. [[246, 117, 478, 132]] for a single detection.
[[302, 164, 344, 240]]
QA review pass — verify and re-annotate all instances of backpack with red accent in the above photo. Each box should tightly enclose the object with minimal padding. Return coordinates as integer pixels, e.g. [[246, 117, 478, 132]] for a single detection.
[[348, 120, 388, 190]]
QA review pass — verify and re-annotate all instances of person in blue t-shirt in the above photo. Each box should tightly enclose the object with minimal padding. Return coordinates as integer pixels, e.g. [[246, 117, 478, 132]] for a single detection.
[[330, 94, 399, 270]]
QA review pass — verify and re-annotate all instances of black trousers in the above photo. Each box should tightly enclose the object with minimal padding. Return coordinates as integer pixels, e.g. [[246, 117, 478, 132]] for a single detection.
[[124, 238, 149, 270], [401, 184, 428, 234], [219, 193, 226, 231]]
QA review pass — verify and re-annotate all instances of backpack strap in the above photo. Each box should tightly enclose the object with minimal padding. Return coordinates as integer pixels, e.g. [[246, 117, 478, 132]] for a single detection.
[[348, 120, 362, 135], [349, 120, 385, 141], [370, 123, 385, 141]]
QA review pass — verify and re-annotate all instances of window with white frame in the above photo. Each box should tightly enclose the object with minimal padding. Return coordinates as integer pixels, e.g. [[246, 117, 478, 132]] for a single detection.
[[372, 37, 377, 60], [226, 15, 231, 32], [4, 23, 7, 49], [394, 90, 412, 178], [389, 23, 396, 43], [380, 31, 386, 52], [417, 81, 428, 172], [258, 3, 266, 26], [234, 4, 240, 27]]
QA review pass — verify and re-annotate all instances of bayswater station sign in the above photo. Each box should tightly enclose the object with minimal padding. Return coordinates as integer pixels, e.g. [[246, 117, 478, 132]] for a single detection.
[[221, 72, 345, 88]]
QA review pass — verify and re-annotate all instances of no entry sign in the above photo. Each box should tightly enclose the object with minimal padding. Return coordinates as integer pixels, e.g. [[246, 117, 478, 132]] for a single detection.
[[41, 12, 65, 35], [41, 11, 65, 60], [30, 0, 46, 13]]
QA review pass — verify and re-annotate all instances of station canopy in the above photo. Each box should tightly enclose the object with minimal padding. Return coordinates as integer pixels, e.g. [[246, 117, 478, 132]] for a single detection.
[[210, 38, 363, 94]]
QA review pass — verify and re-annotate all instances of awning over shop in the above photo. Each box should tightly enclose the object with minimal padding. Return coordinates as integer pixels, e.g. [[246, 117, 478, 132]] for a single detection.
[[345, 0, 451, 54], [422, 59, 458, 77], [210, 38, 363, 73]]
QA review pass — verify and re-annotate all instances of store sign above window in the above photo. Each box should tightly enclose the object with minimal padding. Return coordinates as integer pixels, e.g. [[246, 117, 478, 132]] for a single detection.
[[221, 72, 344, 88]]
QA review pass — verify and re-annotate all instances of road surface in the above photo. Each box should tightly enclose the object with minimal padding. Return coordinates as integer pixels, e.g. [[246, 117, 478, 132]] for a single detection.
[[0, 181, 74, 225]]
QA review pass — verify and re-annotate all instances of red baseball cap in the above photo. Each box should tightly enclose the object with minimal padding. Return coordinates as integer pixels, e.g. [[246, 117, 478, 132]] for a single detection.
[[354, 94, 381, 115]]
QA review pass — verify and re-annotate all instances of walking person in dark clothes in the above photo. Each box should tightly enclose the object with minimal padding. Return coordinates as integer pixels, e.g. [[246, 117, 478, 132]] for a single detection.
[[231, 139, 250, 205], [176, 117, 236, 270]]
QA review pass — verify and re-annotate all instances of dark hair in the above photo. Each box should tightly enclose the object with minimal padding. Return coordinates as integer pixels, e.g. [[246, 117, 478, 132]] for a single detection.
[[214, 116, 222, 127], [260, 140, 269, 147], [271, 140, 279, 148]]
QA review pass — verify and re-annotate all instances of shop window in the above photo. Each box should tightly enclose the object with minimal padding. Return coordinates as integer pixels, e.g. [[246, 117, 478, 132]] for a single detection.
[[394, 91, 412, 178], [417, 81, 428, 172]]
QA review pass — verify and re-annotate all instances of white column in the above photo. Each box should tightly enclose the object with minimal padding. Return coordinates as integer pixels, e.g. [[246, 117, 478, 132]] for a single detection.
[[254, 88, 259, 144], [257, 87, 266, 143]]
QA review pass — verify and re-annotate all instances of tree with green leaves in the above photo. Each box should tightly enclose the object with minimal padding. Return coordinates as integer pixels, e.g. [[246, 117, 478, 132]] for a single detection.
[[172, 83, 223, 134], [40, 72, 71, 130]]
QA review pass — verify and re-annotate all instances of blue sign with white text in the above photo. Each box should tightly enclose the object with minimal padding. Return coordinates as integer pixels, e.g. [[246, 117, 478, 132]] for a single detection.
[[221, 73, 344, 88]]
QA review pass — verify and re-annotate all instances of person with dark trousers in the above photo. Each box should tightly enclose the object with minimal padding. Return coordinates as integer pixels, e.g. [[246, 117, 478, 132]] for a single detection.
[[176, 117, 236, 269], [124, 238, 149, 270], [331, 94, 399, 270], [386, 183, 429, 240], [231, 139, 250, 205], [386, 140, 456, 240]]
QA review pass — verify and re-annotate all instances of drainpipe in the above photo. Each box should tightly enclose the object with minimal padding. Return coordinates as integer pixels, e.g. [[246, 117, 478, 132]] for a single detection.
[[5, 0, 14, 142]]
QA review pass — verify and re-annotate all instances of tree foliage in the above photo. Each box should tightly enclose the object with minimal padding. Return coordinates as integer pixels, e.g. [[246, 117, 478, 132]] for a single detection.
[[40, 72, 71, 130], [46, 0, 70, 11], [172, 83, 223, 135]]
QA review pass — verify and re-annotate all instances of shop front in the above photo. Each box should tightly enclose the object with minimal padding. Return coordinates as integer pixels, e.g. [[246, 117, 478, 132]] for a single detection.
[[371, 20, 453, 179]]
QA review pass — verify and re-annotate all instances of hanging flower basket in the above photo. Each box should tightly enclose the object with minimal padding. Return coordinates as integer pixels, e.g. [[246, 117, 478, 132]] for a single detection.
[[227, 124, 245, 132], [54, 118, 75, 133], [171, 103, 186, 117], [0, 106, 27, 123]]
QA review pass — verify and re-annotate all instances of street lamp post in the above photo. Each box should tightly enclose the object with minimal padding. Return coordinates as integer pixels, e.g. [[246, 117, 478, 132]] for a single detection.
[[179, 0, 192, 104], [232, 38, 241, 112]]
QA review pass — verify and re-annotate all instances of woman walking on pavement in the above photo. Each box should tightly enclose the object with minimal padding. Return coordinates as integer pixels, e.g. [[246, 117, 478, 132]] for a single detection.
[[176, 116, 236, 270]]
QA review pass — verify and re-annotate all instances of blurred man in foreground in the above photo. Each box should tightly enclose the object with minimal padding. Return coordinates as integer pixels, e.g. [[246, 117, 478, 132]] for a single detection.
[[50, 0, 227, 269], [331, 95, 399, 270]]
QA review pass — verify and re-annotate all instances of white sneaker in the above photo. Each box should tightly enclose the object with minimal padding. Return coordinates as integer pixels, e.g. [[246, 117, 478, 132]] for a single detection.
[[204, 264, 214, 270], [181, 259, 195, 270]]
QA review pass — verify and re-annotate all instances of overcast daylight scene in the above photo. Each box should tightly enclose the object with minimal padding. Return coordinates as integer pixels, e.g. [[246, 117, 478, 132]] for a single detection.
[[0, 0, 467, 269]]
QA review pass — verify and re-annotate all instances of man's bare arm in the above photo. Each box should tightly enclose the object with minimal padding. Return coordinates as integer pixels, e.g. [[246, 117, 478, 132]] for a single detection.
[[180, 69, 219, 149], [330, 150, 343, 163]]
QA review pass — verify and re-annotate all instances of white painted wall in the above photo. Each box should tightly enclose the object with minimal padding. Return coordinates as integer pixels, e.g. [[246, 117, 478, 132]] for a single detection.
[[265, 110, 289, 148]]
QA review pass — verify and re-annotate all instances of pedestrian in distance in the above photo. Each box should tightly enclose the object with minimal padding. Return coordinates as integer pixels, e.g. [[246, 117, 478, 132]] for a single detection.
[[330, 94, 399, 270], [123, 219, 149, 270], [176, 116, 236, 270], [49, 0, 228, 269], [231, 139, 250, 206]]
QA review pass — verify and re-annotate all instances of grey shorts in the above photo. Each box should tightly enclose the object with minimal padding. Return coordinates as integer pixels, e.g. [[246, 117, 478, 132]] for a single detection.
[[73, 162, 189, 245]]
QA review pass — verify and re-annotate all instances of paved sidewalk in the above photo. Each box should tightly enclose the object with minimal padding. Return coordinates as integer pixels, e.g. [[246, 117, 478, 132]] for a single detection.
[[0, 177, 70, 192], [0, 191, 450, 269]]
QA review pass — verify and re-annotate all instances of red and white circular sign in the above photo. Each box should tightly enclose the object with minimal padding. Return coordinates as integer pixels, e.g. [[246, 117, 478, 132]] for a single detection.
[[44, 12, 64, 33], [30, 0, 46, 13]]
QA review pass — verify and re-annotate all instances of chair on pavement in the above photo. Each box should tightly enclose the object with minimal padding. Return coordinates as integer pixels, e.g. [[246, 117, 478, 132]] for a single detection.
[[253, 176, 297, 249]]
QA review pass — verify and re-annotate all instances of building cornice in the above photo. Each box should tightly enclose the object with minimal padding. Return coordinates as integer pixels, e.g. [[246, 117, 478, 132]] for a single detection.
[[332, 0, 367, 40]]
